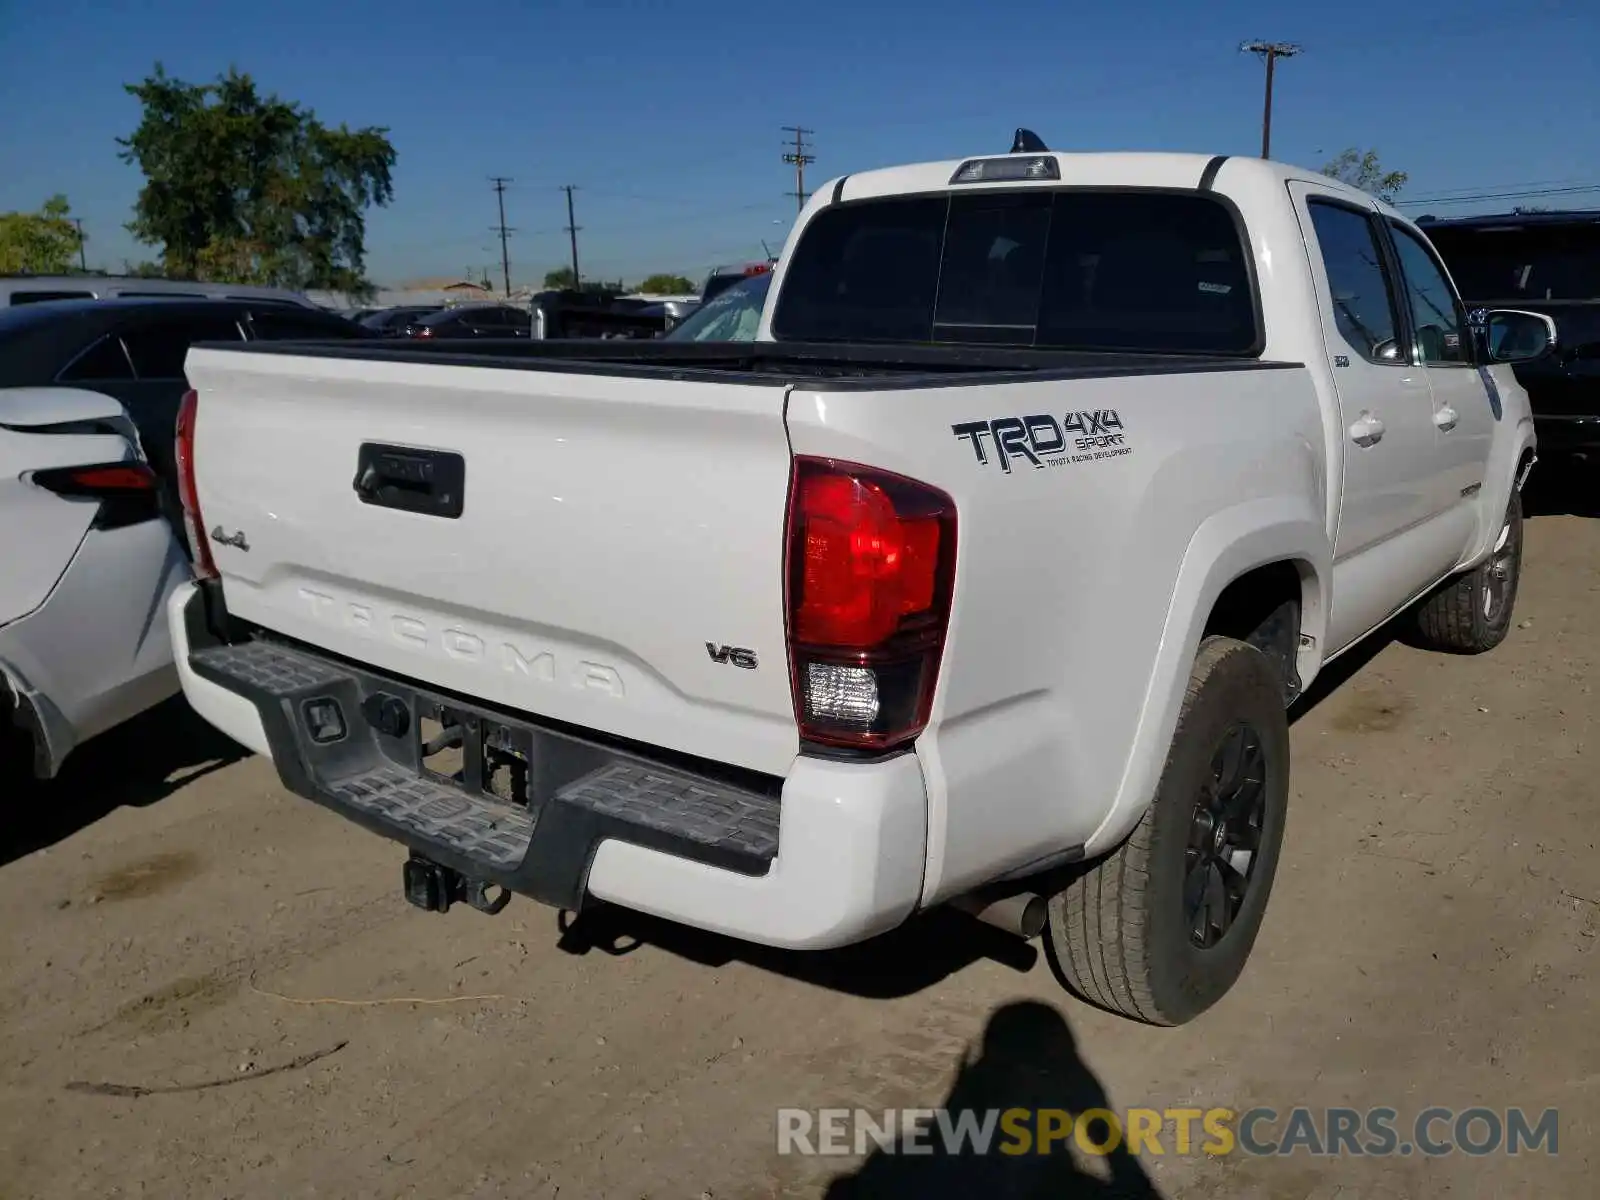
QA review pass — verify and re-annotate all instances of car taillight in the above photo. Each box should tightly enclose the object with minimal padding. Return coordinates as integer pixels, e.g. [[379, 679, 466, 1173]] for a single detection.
[[785, 457, 956, 752], [32, 462, 161, 530], [175, 387, 217, 580]]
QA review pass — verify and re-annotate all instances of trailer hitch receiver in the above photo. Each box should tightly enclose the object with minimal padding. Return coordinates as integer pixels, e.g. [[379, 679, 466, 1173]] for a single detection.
[[402, 855, 511, 915]]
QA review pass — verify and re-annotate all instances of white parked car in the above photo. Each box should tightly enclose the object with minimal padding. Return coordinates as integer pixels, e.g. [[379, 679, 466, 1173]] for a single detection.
[[167, 142, 1554, 1024], [1, 387, 190, 779]]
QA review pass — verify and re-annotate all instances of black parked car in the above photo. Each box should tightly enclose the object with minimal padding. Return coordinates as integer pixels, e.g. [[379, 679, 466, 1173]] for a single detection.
[[360, 305, 442, 335], [0, 297, 373, 537], [404, 304, 532, 339], [1423, 210, 1600, 462]]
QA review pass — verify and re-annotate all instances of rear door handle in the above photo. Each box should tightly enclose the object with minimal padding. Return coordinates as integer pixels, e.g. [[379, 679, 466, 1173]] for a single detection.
[[1348, 412, 1386, 447], [1433, 406, 1459, 432]]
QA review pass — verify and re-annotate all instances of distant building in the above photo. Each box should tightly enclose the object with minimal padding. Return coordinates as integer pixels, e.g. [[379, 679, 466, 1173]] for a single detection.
[[308, 278, 538, 312]]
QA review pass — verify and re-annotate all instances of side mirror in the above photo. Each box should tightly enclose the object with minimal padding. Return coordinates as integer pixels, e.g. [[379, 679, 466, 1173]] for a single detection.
[[1477, 308, 1558, 364]]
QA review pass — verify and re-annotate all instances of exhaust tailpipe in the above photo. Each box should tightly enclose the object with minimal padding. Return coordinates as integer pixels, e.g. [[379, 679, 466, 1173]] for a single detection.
[[950, 890, 1048, 939]]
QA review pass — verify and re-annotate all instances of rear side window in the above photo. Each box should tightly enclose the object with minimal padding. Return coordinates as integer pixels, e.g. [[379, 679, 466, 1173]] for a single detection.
[[10, 290, 94, 305], [122, 314, 244, 378], [1306, 201, 1404, 364], [58, 334, 136, 382], [246, 310, 364, 339], [772, 189, 1259, 354]]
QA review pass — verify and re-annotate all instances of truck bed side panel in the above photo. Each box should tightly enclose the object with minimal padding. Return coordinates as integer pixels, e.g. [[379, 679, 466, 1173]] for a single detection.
[[785, 362, 1327, 903]]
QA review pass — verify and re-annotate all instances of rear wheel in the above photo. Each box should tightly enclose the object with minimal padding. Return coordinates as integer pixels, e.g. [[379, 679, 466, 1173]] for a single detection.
[[1045, 636, 1290, 1026], [1411, 490, 1523, 654]]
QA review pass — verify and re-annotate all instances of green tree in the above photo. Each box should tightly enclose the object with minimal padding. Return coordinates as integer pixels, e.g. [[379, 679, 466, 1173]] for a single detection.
[[636, 273, 696, 294], [542, 268, 627, 294], [117, 64, 396, 292], [1320, 148, 1408, 204], [0, 195, 85, 274]]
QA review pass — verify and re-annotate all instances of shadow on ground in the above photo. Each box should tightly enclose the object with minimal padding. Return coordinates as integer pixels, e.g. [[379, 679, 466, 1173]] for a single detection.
[[555, 901, 1040, 1000], [1, 696, 245, 867], [822, 999, 1163, 1198], [1524, 460, 1600, 519], [1290, 625, 1397, 723]]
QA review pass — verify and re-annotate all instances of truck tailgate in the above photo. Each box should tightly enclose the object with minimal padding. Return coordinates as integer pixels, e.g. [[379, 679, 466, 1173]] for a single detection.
[[183, 347, 800, 775]]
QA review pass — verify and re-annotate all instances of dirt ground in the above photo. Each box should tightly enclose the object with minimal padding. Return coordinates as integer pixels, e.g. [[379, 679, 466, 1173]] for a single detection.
[[3, 475, 1598, 1200]]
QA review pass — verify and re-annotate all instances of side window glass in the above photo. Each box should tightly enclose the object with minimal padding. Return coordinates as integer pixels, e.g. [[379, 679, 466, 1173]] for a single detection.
[[57, 334, 136, 382], [247, 311, 360, 339], [1388, 224, 1468, 364], [1307, 201, 1403, 364], [122, 315, 244, 378], [10, 290, 94, 305]]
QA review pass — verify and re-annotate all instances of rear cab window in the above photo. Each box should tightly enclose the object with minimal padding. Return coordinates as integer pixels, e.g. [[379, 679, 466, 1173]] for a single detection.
[[772, 189, 1260, 354], [1425, 220, 1600, 303]]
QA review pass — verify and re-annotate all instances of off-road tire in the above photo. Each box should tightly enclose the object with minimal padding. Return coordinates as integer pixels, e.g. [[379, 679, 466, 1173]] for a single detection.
[[1045, 636, 1290, 1026], [1411, 490, 1523, 654]]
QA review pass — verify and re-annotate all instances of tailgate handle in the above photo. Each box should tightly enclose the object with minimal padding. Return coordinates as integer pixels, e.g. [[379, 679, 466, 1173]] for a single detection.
[[353, 443, 466, 519]]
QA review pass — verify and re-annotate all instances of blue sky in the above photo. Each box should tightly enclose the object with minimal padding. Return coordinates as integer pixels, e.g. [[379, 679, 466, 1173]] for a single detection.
[[2, 0, 1596, 287]]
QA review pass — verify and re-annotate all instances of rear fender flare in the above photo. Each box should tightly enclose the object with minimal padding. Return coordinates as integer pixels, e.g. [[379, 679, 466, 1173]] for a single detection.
[[1082, 499, 1329, 857], [1469, 417, 1535, 564]]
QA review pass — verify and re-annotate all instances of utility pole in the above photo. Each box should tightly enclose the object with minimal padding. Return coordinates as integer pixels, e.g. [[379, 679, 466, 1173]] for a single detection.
[[1240, 41, 1301, 159], [72, 218, 88, 272], [489, 177, 515, 297], [561, 185, 581, 289], [781, 126, 815, 213]]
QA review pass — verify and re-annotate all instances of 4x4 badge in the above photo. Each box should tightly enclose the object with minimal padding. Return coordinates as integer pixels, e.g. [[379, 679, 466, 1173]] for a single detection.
[[211, 526, 250, 552]]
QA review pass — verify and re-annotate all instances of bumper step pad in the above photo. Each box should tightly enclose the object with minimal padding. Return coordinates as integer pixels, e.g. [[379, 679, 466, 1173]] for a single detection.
[[334, 764, 534, 869], [564, 762, 779, 860], [187, 637, 781, 909]]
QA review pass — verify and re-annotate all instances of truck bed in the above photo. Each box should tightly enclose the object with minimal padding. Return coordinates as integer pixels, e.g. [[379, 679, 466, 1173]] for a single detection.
[[207, 337, 1302, 387]]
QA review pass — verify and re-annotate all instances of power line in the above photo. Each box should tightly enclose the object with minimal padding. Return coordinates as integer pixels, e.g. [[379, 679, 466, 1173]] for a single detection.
[[1240, 41, 1301, 160], [1406, 177, 1600, 202], [561, 185, 581, 288], [489, 177, 515, 297], [782, 126, 815, 213], [1395, 183, 1600, 209]]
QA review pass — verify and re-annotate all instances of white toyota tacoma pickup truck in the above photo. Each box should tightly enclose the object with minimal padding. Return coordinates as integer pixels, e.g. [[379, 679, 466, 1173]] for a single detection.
[[168, 144, 1556, 1025]]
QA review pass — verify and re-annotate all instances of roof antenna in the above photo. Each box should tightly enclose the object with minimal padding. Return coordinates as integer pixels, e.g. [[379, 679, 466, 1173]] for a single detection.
[[1011, 128, 1048, 153]]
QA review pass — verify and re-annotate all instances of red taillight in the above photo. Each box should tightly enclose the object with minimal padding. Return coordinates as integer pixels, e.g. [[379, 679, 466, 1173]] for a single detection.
[[33, 461, 160, 530], [785, 457, 956, 751], [175, 387, 217, 580], [35, 464, 157, 494]]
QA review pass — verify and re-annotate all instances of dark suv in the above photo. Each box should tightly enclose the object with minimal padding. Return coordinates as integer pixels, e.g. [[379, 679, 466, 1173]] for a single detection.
[[1423, 210, 1600, 461]]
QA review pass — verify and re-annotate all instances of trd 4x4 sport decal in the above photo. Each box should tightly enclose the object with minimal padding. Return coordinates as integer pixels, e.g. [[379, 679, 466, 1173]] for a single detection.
[[952, 410, 1132, 473]]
